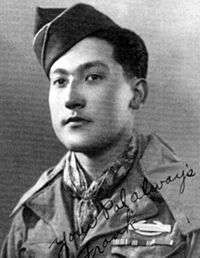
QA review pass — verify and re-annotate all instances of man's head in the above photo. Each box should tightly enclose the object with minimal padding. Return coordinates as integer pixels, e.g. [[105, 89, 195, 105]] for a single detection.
[[33, 4, 148, 153]]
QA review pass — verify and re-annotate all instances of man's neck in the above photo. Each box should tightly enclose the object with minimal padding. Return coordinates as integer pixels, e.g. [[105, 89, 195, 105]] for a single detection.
[[75, 129, 133, 180]]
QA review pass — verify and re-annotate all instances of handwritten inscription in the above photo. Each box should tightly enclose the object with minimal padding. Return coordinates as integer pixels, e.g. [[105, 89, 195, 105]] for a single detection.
[[140, 163, 196, 199], [49, 163, 196, 257], [49, 232, 69, 258], [84, 227, 128, 258]]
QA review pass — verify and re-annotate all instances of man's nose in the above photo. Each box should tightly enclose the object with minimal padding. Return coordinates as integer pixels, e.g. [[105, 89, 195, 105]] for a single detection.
[[64, 80, 86, 110]]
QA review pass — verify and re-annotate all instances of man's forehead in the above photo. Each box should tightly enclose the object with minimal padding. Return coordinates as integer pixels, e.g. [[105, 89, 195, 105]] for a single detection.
[[50, 61, 109, 77]]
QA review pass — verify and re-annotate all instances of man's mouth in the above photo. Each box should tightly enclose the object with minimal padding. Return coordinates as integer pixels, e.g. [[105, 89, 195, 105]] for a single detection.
[[62, 116, 92, 126]]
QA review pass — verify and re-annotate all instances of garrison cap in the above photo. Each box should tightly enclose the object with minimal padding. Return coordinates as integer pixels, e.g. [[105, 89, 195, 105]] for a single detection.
[[33, 3, 146, 77]]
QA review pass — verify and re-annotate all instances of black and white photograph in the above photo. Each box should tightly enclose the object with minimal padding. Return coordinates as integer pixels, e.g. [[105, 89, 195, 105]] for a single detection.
[[0, 1, 200, 257]]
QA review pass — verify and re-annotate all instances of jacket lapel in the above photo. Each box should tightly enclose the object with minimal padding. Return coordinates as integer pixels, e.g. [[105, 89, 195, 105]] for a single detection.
[[10, 155, 67, 217], [23, 157, 78, 253]]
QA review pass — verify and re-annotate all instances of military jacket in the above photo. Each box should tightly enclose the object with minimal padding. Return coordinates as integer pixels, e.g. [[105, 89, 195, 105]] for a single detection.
[[1, 134, 200, 258]]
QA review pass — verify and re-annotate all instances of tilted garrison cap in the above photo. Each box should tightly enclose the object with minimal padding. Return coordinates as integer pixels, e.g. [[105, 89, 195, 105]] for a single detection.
[[33, 3, 146, 77]]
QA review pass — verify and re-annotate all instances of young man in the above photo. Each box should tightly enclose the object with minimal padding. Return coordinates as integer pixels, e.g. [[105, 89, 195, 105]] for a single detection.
[[1, 3, 200, 258]]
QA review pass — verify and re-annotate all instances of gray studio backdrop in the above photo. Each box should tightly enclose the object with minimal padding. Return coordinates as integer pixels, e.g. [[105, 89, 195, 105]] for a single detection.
[[0, 0, 200, 246]]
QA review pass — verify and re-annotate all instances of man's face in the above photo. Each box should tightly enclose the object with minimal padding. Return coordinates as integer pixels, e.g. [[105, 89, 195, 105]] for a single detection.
[[49, 37, 134, 153]]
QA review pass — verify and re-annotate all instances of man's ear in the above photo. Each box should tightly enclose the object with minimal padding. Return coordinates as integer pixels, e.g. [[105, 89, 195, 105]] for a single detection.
[[129, 78, 148, 110]]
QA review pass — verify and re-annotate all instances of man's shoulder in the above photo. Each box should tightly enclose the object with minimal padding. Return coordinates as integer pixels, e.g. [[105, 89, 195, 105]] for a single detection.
[[10, 155, 66, 217], [139, 132, 200, 235], [139, 132, 182, 170]]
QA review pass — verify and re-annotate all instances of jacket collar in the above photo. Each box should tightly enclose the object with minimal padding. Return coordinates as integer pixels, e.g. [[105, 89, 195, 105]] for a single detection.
[[10, 155, 67, 217]]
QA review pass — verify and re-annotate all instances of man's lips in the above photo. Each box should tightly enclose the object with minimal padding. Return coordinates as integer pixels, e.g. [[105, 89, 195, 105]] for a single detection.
[[62, 116, 92, 126]]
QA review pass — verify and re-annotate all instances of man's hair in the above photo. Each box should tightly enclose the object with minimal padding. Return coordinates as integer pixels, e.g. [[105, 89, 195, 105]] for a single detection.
[[91, 28, 148, 79]]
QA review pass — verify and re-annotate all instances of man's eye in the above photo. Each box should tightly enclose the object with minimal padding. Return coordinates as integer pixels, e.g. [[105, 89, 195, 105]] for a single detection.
[[85, 74, 103, 82], [53, 78, 66, 87]]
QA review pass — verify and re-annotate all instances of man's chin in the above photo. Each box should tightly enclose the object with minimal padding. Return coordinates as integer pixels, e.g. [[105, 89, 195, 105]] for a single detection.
[[59, 136, 109, 155], [57, 129, 128, 155], [60, 137, 93, 152]]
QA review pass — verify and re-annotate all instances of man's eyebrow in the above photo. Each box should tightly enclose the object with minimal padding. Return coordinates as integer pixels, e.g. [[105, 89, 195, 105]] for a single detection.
[[79, 61, 109, 72], [51, 68, 69, 76], [52, 61, 109, 75]]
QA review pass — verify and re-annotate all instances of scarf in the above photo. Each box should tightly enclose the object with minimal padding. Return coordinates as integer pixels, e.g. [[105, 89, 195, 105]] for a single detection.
[[63, 133, 138, 237]]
